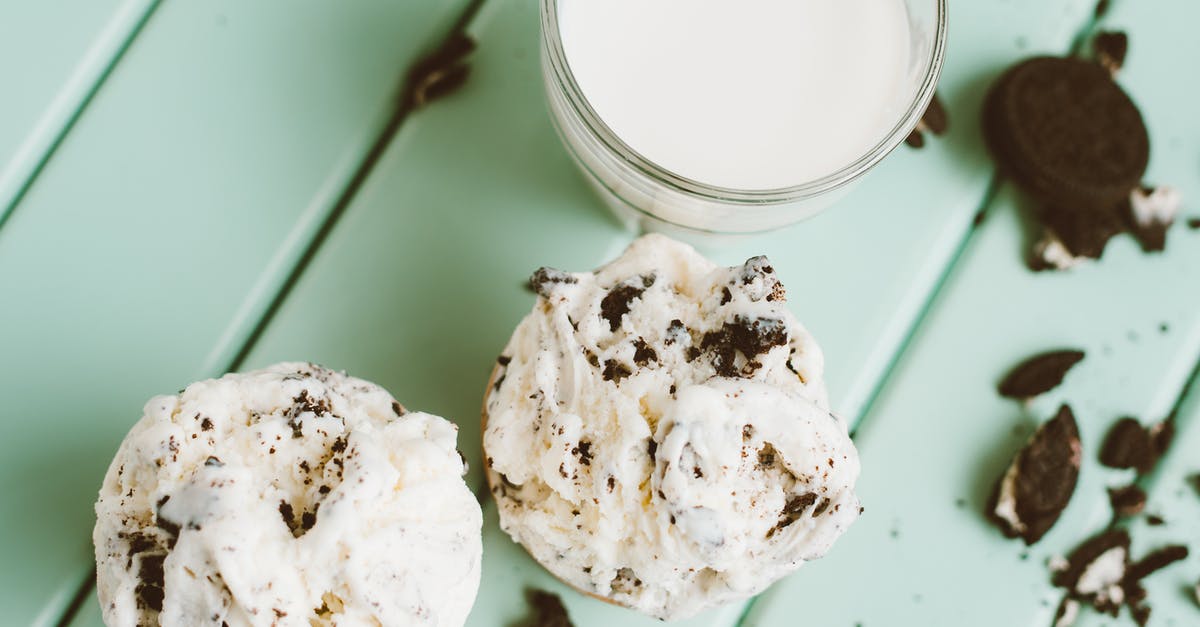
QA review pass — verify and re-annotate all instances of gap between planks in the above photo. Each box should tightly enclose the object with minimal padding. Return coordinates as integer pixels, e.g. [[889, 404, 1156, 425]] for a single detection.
[[50, 1, 487, 625], [0, 0, 162, 234]]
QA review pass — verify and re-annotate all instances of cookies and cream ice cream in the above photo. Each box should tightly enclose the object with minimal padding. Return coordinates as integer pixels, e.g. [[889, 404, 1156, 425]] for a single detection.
[[94, 363, 482, 627], [483, 234, 861, 620]]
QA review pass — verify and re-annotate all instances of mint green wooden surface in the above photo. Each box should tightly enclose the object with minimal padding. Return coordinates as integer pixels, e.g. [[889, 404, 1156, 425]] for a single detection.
[[0, 0, 156, 220], [0, 1, 467, 625], [0, 0, 1189, 625]]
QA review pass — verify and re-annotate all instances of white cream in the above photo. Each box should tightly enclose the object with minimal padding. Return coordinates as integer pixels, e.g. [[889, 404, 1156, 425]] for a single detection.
[[558, 0, 914, 190], [94, 363, 482, 627], [1129, 185, 1181, 227], [484, 235, 860, 620], [1075, 546, 1127, 606]]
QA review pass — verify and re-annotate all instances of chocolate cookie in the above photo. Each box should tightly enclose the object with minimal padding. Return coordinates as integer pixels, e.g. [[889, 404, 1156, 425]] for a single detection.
[[997, 349, 1085, 399], [1099, 416, 1174, 474], [987, 405, 1081, 544], [984, 56, 1149, 210]]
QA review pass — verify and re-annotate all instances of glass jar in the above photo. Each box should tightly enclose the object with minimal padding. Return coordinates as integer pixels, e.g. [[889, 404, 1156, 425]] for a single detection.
[[540, 0, 948, 236]]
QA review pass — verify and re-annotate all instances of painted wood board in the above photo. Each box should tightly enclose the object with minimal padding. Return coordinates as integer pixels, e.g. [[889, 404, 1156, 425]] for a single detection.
[[0, 1, 468, 624], [0, 0, 156, 220]]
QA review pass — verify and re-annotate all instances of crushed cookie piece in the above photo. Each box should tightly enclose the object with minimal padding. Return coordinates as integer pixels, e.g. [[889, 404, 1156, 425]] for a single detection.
[[997, 349, 1084, 399], [987, 405, 1080, 544]]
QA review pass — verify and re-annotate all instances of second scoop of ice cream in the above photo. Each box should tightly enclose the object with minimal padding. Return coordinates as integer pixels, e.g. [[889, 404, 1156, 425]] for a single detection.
[[483, 234, 861, 620]]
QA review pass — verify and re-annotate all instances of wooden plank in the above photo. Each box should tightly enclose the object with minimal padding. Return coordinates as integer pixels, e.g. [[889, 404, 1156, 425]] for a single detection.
[[234, 0, 1098, 625], [744, 0, 1200, 621], [0, 0, 157, 223], [0, 1, 468, 624]]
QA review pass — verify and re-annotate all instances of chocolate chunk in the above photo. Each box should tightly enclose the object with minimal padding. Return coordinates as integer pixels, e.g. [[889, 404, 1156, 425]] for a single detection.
[[1052, 528, 1130, 593], [286, 390, 330, 438], [987, 405, 1081, 544], [905, 130, 926, 149], [997, 349, 1085, 399], [279, 501, 296, 532], [391, 400, 406, 416], [530, 267, 578, 299], [1125, 545, 1188, 584], [154, 496, 181, 546], [720, 287, 732, 305], [601, 360, 632, 383], [632, 338, 658, 366], [136, 553, 167, 612], [647, 439, 657, 463], [497, 355, 512, 366], [1144, 514, 1164, 526], [665, 319, 687, 345], [600, 279, 650, 331], [521, 588, 574, 627], [1099, 417, 1170, 474], [983, 56, 1149, 210], [1119, 544, 1189, 623], [573, 441, 593, 466], [1107, 484, 1147, 518], [773, 492, 818, 535], [1188, 217, 1200, 230], [405, 33, 475, 110], [1093, 31, 1128, 73], [199, 417, 213, 431], [738, 256, 786, 302], [124, 532, 158, 567], [701, 316, 789, 378], [301, 506, 318, 532]]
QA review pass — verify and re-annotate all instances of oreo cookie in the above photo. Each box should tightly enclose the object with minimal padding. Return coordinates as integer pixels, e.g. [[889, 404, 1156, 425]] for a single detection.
[[984, 56, 1150, 211], [1107, 484, 1147, 518], [1051, 528, 1130, 616], [997, 349, 1085, 399], [522, 588, 574, 627], [987, 405, 1081, 544], [1093, 30, 1129, 74], [1038, 202, 1126, 260], [1099, 416, 1173, 474]]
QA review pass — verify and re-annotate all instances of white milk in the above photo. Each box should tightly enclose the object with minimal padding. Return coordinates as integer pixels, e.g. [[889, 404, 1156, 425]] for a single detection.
[[558, 0, 914, 191]]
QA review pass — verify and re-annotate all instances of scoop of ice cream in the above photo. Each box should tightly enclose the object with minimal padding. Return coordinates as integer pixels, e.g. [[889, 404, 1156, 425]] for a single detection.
[[94, 362, 482, 627], [483, 234, 860, 620]]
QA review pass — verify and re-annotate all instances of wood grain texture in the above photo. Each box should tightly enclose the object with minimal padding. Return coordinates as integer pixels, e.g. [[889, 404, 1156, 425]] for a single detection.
[[0, 0, 157, 223], [0, 1, 468, 624]]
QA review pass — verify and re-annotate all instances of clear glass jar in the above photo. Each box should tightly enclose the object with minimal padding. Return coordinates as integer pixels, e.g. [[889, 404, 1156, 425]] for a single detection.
[[540, 0, 948, 237]]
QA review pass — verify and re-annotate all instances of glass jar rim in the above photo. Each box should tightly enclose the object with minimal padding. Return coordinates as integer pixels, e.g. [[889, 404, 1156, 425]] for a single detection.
[[540, 0, 949, 205]]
